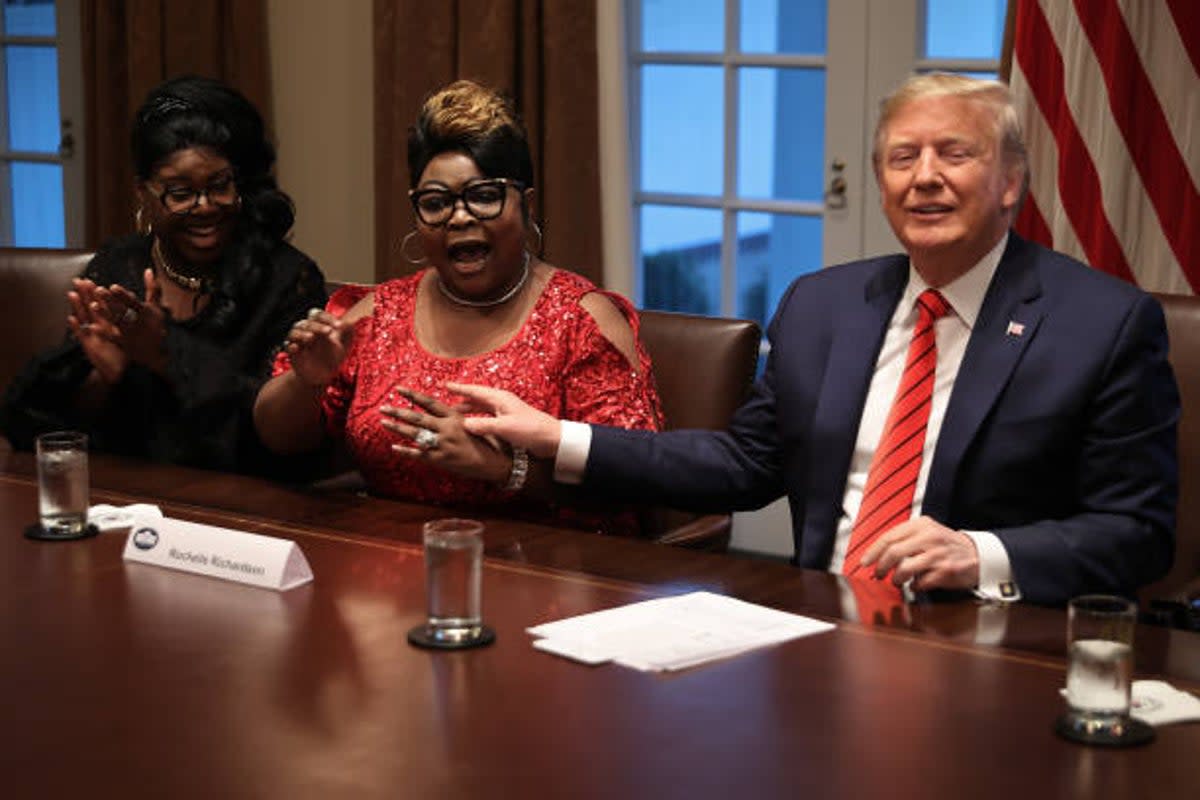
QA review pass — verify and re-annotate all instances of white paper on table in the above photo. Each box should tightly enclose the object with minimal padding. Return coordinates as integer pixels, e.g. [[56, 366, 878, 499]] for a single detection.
[[89, 503, 164, 532], [1132, 680, 1200, 726], [527, 591, 835, 672]]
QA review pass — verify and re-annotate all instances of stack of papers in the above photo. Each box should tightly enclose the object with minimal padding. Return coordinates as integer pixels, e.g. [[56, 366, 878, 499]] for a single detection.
[[527, 591, 835, 672]]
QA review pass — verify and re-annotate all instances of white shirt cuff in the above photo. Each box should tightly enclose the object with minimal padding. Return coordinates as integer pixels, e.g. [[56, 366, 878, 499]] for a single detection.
[[963, 530, 1021, 602], [553, 420, 592, 485]]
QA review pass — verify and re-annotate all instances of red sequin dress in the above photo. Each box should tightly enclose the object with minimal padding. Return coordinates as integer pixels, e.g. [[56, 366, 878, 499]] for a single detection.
[[301, 269, 662, 533]]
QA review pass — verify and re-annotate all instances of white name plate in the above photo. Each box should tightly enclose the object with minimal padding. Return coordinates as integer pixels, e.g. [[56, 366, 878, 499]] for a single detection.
[[122, 516, 313, 591]]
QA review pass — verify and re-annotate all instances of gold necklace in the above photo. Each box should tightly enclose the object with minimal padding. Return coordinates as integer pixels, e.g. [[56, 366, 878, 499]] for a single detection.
[[151, 238, 207, 292]]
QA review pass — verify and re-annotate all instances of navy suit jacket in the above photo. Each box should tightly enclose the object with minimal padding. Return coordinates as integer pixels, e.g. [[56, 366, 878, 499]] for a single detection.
[[588, 234, 1178, 606]]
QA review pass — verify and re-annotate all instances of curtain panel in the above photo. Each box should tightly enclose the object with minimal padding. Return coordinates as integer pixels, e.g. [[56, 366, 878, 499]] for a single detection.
[[81, 0, 272, 249], [373, 0, 601, 285]]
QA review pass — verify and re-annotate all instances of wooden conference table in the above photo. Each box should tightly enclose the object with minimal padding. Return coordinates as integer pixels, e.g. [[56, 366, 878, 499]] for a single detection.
[[2, 451, 1197, 798]]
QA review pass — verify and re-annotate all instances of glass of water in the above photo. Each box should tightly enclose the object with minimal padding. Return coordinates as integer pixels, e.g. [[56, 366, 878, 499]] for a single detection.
[[407, 518, 495, 649], [1056, 594, 1153, 745], [35, 431, 90, 538]]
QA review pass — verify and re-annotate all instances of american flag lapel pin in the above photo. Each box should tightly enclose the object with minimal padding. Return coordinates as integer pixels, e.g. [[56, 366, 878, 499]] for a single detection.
[[1006, 320, 1025, 337]]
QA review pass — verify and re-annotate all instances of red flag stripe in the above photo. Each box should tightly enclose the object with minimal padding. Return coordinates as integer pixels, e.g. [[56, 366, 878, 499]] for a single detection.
[[1013, 2, 1137, 284], [1119, 0, 1200, 192], [1036, 0, 1193, 292], [1074, 0, 1199, 291], [1015, 193, 1052, 249], [1011, 66, 1090, 263], [1165, 0, 1200, 77]]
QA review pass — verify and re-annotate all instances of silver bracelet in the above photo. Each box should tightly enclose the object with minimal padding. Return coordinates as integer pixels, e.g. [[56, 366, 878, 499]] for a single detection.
[[504, 447, 529, 491]]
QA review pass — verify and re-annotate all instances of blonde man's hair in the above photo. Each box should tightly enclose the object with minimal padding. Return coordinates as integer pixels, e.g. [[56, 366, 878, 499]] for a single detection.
[[872, 72, 1028, 185]]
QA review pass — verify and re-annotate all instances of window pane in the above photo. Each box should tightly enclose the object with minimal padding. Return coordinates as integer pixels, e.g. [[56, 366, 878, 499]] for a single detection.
[[640, 65, 723, 196], [640, 0, 723, 52], [923, 0, 1005, 60], [740, 0, 825, 55], [640, 205, 722, 315], [3, 0, 55, 36], [10, 161, 64, 246], [736, 212, 820, 326], [6, 44, 60, 152], [737, 67, 824, 202]]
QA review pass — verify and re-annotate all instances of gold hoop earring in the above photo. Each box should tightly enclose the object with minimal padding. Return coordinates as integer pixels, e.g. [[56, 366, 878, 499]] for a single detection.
[[401, 231, 428, 265], [135, 207, 153, 237], [526, 221, 544, 258]]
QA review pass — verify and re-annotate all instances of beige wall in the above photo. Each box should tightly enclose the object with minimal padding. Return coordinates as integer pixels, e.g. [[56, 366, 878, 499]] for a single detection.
[[266, 0, 374, 284]]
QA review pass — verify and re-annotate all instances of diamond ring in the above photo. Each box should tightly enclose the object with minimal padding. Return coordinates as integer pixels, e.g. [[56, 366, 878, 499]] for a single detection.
[[121, 307, 139, 325], [414, 428, 440, 451]]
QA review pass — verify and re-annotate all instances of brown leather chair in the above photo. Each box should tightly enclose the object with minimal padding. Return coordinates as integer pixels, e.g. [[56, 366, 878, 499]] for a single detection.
[[0, 247, 93, 397], [637, 308, 762, 550], [1144, 292, 1200, 605]]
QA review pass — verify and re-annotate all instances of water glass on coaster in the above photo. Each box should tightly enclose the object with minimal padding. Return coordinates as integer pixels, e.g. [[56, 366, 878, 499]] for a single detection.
[[28, 431, 98, 541], [1055, 594, 1154, 746], [407, 518, 495, 649]]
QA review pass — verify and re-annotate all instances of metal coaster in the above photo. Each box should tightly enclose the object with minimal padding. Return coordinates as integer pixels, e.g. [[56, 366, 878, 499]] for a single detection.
[[1054, 713, 1156, 747], [24, 522, 100, 542], [407, 624, 496, 650]]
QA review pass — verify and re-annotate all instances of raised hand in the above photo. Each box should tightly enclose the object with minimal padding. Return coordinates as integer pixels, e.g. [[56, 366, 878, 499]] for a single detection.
[[285, 308, 356, 387], [66, 278, 128, 384], [447, 382, 562, 459], [99, 269, 168, 373], [381, 387, 512, 484]]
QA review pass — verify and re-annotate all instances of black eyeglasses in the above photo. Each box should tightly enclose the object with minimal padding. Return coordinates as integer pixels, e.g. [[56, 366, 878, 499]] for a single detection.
[[152, 172, 240, 216], [409, 178, 524, 226]]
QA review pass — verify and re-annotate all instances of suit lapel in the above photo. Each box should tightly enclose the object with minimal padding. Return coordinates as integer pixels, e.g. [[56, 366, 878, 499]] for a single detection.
[[803, 257, 907, 567], [923, 235, 1045, 519]]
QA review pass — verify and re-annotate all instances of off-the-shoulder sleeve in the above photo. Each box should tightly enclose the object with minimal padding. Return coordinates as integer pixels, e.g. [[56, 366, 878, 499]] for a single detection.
[[560, 289, 663, 431]]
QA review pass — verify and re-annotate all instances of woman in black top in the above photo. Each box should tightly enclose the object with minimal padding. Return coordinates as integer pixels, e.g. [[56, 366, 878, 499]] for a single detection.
[[1, 76, 326, 477]]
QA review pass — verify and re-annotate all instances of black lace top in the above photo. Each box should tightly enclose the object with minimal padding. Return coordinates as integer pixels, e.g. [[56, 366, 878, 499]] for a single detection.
[[0, 234, 327, 479]]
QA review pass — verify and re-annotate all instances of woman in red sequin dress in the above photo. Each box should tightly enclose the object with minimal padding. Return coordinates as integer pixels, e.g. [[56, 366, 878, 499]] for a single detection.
[[254, 80, 661, 533]]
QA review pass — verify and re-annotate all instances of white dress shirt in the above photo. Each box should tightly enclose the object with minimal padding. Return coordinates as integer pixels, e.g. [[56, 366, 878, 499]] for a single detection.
[[557, 233, 1019, 601]]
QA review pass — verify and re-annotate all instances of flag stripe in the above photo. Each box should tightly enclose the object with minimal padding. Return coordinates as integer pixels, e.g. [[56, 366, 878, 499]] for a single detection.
[[1120, 0, 1200, 191], [1042, 0, 1194, 293], [1014, 2, 1136, 284], [1011, 64, 1090, 265], [1165, 0, 1200, 76], [1008, 0, 1198, 295], [1015, 193, 1051, 251], [1074, 0, 1199, 289]]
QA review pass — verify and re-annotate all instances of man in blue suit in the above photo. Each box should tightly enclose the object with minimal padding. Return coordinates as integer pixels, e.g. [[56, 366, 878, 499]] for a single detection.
[[446, 73, 1178, 607]]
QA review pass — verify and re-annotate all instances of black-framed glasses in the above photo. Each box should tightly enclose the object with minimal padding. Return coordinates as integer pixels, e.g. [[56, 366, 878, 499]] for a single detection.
[[152, 172, 239, 216], [409, 178, 524, 226]]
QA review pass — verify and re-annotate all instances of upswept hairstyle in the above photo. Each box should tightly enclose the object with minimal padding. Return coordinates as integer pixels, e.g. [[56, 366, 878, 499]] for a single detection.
[[406, 80, 535, 193], [132, 76, 294, 332], [872, 72, 1029, 188]]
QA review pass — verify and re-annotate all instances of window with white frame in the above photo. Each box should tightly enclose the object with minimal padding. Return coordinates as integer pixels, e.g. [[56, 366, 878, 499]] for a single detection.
[[0, 0, 83, 247], [625, 0, 1006, 333]]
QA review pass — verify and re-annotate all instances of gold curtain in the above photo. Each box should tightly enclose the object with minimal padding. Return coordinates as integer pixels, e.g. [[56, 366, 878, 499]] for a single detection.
[[373, 0, 602, 285], [80, 0, 272, 249]]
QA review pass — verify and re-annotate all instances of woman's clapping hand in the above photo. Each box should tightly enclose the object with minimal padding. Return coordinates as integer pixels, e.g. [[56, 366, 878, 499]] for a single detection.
[[285, 308, 356, 387]]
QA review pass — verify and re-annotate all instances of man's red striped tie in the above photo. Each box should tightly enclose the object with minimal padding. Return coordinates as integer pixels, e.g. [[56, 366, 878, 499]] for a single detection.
[[843, 289, 951, 596]]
